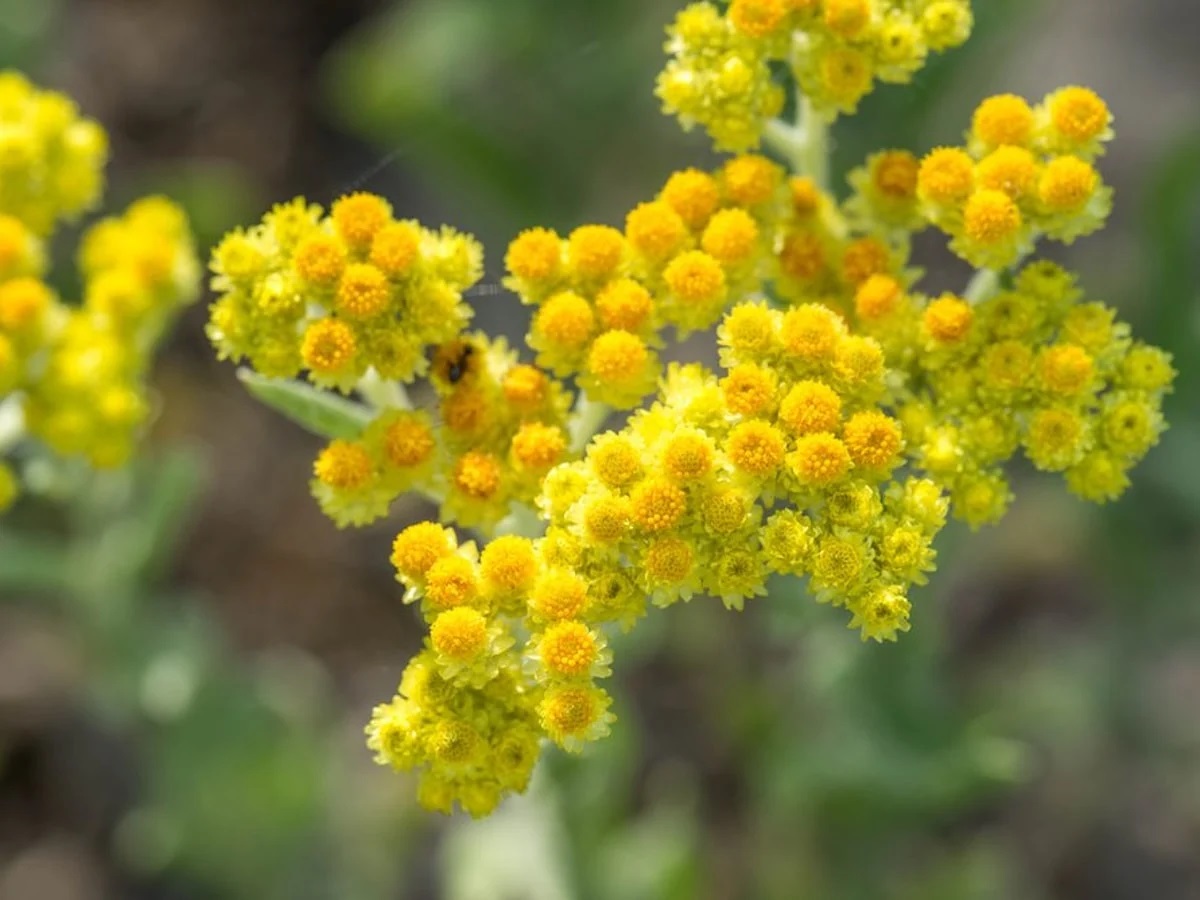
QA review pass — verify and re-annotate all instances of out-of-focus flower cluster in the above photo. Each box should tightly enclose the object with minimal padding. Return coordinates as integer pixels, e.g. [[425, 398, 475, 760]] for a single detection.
[[0, 73, 198, 511], [205, 0, 1174, 820], [657, 0, 974, 150]]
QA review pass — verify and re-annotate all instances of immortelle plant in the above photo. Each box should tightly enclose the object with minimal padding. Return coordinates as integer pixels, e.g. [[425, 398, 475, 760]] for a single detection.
[[0, 73, 199, 510], [205, 0, 1174, 817]]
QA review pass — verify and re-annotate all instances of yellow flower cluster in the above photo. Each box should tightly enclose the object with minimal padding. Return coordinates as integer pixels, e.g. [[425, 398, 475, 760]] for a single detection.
[[657, 0, 974, 150], [367, 300, 950, 815], [854, 262, 1174, 527], [915, 89, 1114, 268], [21, 199, 200, 467], [208, 193, 482, 390], [506, 154, 788, 408], [311, 333, 573, 531], [0, 72, 107, 235], [199, 0, 1174, 820], [0, 75, 198, 506]]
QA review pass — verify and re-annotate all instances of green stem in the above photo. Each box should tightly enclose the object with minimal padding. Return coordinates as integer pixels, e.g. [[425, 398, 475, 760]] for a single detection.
[[0, 397, 23, 455], [964, 268, 1000, 305], [567, 395, 612, 454], [763, 96, 830, 190]]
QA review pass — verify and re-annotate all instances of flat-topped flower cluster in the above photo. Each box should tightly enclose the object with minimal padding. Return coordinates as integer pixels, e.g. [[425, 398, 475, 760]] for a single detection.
[[203, 1, 1173, 817]]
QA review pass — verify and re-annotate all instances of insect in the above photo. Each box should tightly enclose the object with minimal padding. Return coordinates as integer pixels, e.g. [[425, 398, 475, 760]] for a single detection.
[[446, 344, 474, 384], [435, 339, 477, 386]]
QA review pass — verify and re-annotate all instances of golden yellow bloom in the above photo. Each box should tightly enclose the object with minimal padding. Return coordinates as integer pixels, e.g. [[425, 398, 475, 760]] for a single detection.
[[721, 363, 776, 416], [918, 147, 975, 206], [382, 415, 436, 469], [501, 364, 550, 412], [590, 434, 643, 488], [779, 380, 842, 435], [314, 440, 373, 490], [588, 330, 649, 385], [855, 274, 903, 321], [430, 608, 489, 661], [480, 535, 537, 596], [823, 0, 870, 38], [843, 411, 903, 470], [663, 250, 726, 305], [818, 48, 873, 109], [701, 208, 759, 265], [534, 291, 595, 348], [567, 225, 624, 280], [840, 237, 889, 286], [301, 318, 356, 374], [595, 279, 653, 332], [1038, 156, 1097, 212], [293, 234, 346, 286], [726, 420, 787, 476], [976, 146, 1038, 200], [779, 231, 826, 281], [729, 0, 791, 37], [506, 227, 562, 283], [789, 433, 852, 485], [1039, 344, 1094, 395], [662, 431, 714, 482], [1046, 86, 1110, 146], [625, 201, 687, 260], [370, 221, 420, 277], [721, 154, 781, 206], [530, 569, 590, 621], [971, 94, 1035, 148], [660, 169, 720, 228], [963, 189, 1021, 245], [424, 555, 479, 611], [452, 451, 503, 499], [781, 304, 841, 362], [644, 535, 695, 586], [789, 176, 822, 215], [922, 294, 973, 343], [630, 477, 688, 532], [538, 684, 611, 748], [336, 263, 391, 319], [538, 622, 602, 678], [582, 494, 630, 544], [721, 306, 777, 365], [511, 422, 566, 471], [391, 522, 456, 582], [331, 192, 390, 248]]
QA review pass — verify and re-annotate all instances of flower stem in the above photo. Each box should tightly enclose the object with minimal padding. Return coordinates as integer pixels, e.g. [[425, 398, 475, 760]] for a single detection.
[[567, 395, 612, 454], [964, 268, 1000, 305], [764, 96, 830, 190]]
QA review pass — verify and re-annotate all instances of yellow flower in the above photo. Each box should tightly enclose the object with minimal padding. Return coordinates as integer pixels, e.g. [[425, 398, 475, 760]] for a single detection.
[[630, 477, 688, 532], [391, 522, 456, 583], [971, 93, 1035, 150], [789, 433, 852, 485], [922, 294, 974, 343], [506, 227, 562, 284], [331, 192, 390, 248], [778, 380, 842, 435], [659, 168, 720, 229], [625, 201, 687, 261], [726, 420, 787, 476], [567, 225, 625, 280]]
